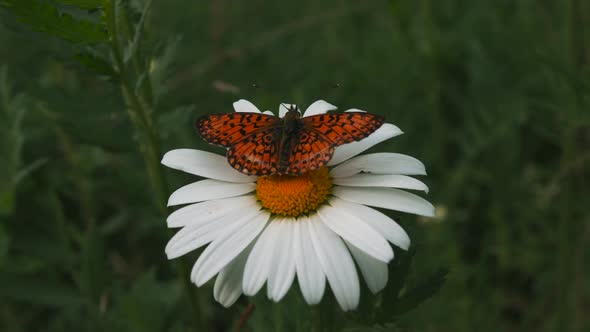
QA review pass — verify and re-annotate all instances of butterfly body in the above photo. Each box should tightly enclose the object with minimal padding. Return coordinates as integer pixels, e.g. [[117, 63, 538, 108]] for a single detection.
[[277, 107, 304, 171], [197, 104, 384, 176]]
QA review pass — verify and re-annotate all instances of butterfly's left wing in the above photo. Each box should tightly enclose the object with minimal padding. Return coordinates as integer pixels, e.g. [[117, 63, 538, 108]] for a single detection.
[[301, 112, 385, 145]]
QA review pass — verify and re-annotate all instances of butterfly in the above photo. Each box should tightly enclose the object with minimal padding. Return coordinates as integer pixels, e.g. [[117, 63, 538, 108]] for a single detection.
[[196, 103, 385, 176]]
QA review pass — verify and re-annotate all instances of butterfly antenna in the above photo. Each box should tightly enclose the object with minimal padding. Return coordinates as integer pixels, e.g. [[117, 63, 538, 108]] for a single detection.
[[280, 103, 298, 111]]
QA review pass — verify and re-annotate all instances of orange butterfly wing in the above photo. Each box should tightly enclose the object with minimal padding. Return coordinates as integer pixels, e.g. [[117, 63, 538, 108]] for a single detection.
[[227, 126, 282, 175], [279, 112, 384, 174], [197, 112, 279, 147], [197, 111, 385, 176], [197, 112, 282, 175], [301, 112, 385, 145], [279, 130, 335, 174]]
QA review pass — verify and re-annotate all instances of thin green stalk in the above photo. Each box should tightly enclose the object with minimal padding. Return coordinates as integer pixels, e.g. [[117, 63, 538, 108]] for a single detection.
[[105, 1, 204, 329], [272, 304, 284, 332], [106, 0, 167, 214], [312, 305, 323, 332], [119, 0, 156, 107]]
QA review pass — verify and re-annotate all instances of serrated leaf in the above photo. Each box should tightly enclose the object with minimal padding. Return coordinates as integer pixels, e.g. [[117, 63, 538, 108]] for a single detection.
[[74, 52, 119, 81], [150, 36, 180, 100], [123, 0, 152, 63], [54, 0, 103, 9], [0, 0, 108, 44]]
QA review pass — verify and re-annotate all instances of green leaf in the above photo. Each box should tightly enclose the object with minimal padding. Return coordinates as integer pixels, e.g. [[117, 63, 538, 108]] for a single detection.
[[384, 248, 415, 300], [115, 270, 182, 332], [79, 229, 108, 302], [0, 158, 46, 213], [74, 52, 119, 81], [54, 0, 103, 9], [13, 158, 48, 185], [0, 65, 25, 215], [392, 268, 448, 315], [99, 212, 129, 235], [0, 224, 9, 267], [0, 0, 108, 44], [0, 192, 15, 215]]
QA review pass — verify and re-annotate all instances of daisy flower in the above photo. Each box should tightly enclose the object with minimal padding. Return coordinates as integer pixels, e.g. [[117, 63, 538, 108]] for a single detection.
[[162, 99, 434, 311]]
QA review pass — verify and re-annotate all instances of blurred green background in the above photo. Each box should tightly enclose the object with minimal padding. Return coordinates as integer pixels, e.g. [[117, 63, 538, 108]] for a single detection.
[[1, 0, 589, 331]]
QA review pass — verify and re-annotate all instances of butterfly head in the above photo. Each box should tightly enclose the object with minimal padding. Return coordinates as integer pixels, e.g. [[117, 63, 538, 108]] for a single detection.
[[282, 103, 301, 122]]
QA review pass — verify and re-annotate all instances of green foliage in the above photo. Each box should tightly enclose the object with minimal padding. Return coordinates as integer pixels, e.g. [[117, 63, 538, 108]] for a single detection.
[[1, 0, 589, 331], [54, 0, 103, 9], [74, 52, 119, 81], [392, 268, 447, 315], [342, 323, 401, 332], [123, 0, 152, 64], [0, 0, 107, 44], [0, 66, 26, 214]]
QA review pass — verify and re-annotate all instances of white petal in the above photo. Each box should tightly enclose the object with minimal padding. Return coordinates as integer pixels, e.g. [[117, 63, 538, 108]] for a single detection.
[[303, 100, 337, 117], [328, 124, 403, 166], [165, 205, 260, 259], [345, 242, 388, 294], [293, 217, 326, 304], [266, 220, 296, 302], [345, 108, 365, 113], [330, 197, 410, 250], [317, 205, 393, 263], [191, 211, 269, 286], [233, 99, 261, 113], [278, 103, 296, 118], [242, 220, 281, 295], [263, 110, 274, 115], [162, 149, 255, 183], [167, 195, 257, 228], [167, 179, 255, 206], [332, 186, 435, 217], [214, 244, 252, 307], [307, 214, 359, 311], [330, 152, 426, 178], [332, 174, 429, 193]]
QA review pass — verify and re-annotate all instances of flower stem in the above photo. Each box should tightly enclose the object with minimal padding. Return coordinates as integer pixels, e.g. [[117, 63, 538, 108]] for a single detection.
[[234, 303, 255, 332], [105, 1, 204, 329]]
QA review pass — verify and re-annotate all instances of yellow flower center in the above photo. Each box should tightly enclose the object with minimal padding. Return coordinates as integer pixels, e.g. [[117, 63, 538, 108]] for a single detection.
[[256, 167, 332, 217]]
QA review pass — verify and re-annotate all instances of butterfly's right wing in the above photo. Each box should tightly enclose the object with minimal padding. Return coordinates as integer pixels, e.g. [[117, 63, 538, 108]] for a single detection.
[[197, 112, 279, 148], [227, 126, 282, 175], [279, 112, 384, 175], [301, 112, 384, 145]]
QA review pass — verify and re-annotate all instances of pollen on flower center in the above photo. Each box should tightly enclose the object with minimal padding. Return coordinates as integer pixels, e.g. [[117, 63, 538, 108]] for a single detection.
[[256, 167, 332, 217]]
